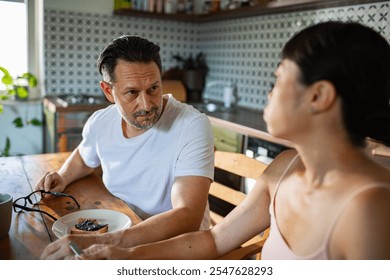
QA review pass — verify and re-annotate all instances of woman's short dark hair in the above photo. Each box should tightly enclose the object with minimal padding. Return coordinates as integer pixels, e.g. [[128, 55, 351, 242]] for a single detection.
[[282, 21, 390, 147], [97, 35, 162, 82]]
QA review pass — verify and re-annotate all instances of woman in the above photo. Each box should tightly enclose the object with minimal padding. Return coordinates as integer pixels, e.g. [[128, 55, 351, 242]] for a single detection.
[[43, 21, 390, 260]]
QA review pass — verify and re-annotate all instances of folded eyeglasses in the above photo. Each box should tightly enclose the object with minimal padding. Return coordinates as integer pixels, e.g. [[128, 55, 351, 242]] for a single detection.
[[12, 190, 80, 221]]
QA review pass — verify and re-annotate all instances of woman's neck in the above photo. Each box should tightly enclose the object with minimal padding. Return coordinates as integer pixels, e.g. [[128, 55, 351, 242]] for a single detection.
[[294, 139, 369, 191]]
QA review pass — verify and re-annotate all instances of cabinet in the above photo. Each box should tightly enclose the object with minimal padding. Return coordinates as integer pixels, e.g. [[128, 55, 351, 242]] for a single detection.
[[213, 126, 244, 153], [113, 0, 380, 22], [42, 96, 110, 153], [212, 124, 288, 194]]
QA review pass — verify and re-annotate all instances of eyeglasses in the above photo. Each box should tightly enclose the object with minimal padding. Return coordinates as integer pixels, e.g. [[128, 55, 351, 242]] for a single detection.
[[12, 190, 80, 221]]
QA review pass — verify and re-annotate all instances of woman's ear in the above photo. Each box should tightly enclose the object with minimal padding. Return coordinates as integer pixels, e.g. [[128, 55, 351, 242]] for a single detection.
[[309, 80, 337, 114]]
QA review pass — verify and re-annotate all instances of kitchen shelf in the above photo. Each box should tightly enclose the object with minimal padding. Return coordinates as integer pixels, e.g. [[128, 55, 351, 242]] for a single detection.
[[114, 8, 198, 22], [113, 0, 383, 22]]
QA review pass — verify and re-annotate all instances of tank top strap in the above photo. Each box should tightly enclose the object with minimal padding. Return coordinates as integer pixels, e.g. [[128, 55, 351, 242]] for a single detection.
[[323, 183, 390, 249], [271, 153, 300, 203]]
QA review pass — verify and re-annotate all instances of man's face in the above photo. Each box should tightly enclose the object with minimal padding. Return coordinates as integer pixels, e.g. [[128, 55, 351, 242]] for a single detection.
[[101, 60, 163, 135]]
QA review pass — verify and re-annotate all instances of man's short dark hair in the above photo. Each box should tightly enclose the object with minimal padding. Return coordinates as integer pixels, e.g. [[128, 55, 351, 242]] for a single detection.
[[97, 35, 162, 82]]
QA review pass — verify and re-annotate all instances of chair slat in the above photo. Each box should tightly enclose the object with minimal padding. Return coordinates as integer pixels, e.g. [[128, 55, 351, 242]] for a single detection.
[[210, 150, 270, 260], [214, 150, 267, 179]]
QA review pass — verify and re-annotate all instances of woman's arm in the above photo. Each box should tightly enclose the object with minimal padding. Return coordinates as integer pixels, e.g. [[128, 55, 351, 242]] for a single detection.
[[79, 170, 273, 260]]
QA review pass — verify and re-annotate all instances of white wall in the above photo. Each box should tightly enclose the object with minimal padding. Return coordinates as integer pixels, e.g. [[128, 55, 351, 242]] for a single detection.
[[0, 100, 43, 155]]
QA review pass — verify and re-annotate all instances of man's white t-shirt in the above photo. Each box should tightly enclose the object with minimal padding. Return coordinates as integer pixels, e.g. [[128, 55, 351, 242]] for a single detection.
[[78, 95, 214, 229]]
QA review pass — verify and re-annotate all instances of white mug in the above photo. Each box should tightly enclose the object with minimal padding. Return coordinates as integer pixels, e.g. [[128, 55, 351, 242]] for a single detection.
[[0, 193, 13, 238]]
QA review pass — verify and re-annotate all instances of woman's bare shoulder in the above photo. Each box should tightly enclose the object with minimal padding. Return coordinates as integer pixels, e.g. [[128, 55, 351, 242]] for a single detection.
[[350, 183, 390, 214], [334, 183, 390, 259], [264, 149, 298, 176], [260, 149, 299, 189]]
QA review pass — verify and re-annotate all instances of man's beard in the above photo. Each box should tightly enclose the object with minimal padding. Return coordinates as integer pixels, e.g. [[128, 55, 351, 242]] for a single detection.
[[125, 105, 162, 130]]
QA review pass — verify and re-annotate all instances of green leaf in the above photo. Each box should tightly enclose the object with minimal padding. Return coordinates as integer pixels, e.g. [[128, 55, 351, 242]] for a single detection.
[[1, 74, 13, 85], [12, 117, 24, 128], [0, 66, 13, 85], [27, 118, 42, 126], [24, 73, 38, 87], [0, 103, 3, 114], [0, 66, 10, 75], [15, 86, 28, 99], [7, 88, 16, 95], [0, 93, 9, 100], [1, 137, 11, 157], [5, 137, 10, 154]]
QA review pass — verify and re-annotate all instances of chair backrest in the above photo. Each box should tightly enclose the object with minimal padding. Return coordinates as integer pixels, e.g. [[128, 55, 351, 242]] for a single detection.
[[210, 150, 270, 260], [162, 79, 187, 102], [209, 150, 267, 225], [367, 139, 390, 168]]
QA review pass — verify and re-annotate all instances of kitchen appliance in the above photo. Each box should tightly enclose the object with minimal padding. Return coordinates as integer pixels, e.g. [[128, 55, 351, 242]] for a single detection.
[[244, 137, 288, 193], [43, 94, 111, 153]]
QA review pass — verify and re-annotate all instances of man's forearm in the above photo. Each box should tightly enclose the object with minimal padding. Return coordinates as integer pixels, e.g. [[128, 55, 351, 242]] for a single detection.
[[59, 148, 94, 187]]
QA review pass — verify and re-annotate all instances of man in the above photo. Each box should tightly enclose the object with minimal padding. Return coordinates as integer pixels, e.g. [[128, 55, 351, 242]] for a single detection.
[[38, 35, 214, 259]]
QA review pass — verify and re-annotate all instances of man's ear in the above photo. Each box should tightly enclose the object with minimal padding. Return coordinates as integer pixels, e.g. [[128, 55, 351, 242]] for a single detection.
[[100, 81, 115, 103], [309, 80, 337, 114]]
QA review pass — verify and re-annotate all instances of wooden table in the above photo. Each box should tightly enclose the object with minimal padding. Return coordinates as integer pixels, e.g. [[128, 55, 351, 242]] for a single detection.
[[0, 152, 141, 260]]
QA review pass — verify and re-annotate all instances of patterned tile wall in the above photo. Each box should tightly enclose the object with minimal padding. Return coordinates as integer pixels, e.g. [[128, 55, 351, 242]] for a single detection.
[[199, 1, 390, 110], [44, 1, 390, 111], [44, 10, 199, 95]]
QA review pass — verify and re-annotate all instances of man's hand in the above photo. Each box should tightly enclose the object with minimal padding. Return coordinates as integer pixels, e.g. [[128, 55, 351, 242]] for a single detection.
[[34, 149, 94, 193], [41, 235, 77, 260], [41, 235, 98, 260], [34, 171, 66, 192], [80, 244, 131, 260], [41, 237, 130, 260]]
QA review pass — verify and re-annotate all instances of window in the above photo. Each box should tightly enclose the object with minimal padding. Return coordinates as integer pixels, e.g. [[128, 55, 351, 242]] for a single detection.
[[0, 0, 27, 89]]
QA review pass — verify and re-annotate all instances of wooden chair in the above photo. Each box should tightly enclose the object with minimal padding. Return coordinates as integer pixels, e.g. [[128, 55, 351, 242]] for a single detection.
[[162, 79, 187, 102], [366, 138, 390, 168], [209, 150, 270, 260]]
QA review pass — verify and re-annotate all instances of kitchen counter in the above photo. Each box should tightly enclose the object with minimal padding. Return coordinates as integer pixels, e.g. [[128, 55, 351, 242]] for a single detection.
[[189, 102, 390, 168], [188, 102, 294, 148], [42, 95, 112, 153], [43, 95, 110, 113]]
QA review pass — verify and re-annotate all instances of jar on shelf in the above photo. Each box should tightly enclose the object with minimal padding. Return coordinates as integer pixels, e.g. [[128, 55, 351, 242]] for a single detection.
[[164, 0, 177, 14]]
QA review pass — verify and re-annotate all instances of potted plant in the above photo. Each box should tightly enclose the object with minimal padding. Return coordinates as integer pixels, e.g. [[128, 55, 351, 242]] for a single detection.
[[0, 66, 38, 106], [0, 66, 41, 156], [171, 52, 209, 102]]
